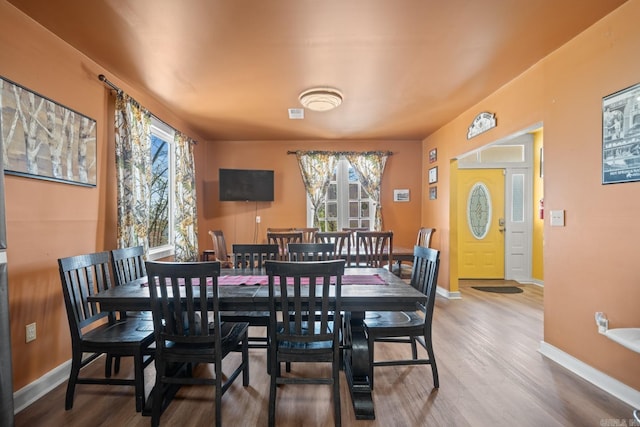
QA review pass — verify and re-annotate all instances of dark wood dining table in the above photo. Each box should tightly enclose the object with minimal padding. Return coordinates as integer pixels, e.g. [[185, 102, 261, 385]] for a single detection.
[[88, 267, 425, 420]]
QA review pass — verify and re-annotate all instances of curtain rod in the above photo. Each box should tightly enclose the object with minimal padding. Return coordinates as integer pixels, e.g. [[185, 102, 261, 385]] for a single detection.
[[287, 150, 393, 155], [98, 74, 197, 144]]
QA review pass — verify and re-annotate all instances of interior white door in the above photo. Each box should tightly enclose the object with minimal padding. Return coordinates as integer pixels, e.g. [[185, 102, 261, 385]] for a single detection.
[[504, 167, 532, 281]]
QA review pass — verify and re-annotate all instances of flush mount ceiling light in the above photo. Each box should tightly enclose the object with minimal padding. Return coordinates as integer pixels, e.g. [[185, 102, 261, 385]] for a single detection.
[[299, 87, 343, 112]]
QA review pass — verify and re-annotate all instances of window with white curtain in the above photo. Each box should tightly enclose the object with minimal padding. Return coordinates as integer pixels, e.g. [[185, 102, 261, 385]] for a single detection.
[[148, 117, 175, 258], [311, 157, 373, 231]]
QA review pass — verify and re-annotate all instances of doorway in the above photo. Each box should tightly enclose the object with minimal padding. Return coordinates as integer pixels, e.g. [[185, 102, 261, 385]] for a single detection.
[[453, 129, 541, 285]]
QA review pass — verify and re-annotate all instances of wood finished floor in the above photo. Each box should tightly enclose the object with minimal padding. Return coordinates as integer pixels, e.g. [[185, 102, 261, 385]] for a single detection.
[[15, 281, 635, 426]]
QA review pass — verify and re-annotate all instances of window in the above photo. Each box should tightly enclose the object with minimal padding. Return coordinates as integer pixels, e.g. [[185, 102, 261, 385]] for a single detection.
[[312, 157, 373, 231], [148, 117, 175, 259]]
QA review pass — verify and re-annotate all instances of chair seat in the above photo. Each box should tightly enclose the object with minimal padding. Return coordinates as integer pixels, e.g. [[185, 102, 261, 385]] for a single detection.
[[162, 322, 249, 359], [82, 318, 155, 348], [364, 311, 424, 330]]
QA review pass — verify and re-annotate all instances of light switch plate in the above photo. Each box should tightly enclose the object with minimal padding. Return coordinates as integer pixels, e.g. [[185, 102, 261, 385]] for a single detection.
[[550, 210, 565, 227]]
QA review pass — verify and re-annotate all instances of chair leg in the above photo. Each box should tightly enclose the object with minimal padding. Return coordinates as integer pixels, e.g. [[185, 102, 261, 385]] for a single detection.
[[410, 337, 418, 359], [65, 352, 82, 410], [215, 365, 223, 427], [133, 351, 146, 412], [333, 353, 342, 427], [424, 333, 439, 388], [268, 350, 278, 427], [104, 354, 113, 378], [242, 334, 250, 387], [151, 361, 164, 427]]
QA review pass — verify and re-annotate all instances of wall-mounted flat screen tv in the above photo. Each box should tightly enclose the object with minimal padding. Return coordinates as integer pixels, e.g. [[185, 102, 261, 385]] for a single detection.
[[219, 168, 274, 202]]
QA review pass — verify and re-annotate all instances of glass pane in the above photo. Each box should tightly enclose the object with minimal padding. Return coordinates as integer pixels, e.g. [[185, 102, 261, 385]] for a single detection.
[[327, 220, 338, 231], [360, 186, 370, 199], [361, 220, 370, 229], [349, 201, 359, 218], [348, 183, 359, 200], [327, 202, 337, 218], [511, 174, 524, 222], [149, 134, 169, 247], [349, 219, 360, 228], [360, 201, 370, 217], [327, 183, 337, 200]]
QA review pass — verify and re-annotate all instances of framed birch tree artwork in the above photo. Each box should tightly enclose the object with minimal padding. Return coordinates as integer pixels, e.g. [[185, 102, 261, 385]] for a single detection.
[[0, 76, 97, 187]]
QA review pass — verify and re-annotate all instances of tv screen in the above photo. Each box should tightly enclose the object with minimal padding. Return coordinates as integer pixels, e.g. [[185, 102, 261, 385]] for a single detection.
[[219, 168, 274, 202]]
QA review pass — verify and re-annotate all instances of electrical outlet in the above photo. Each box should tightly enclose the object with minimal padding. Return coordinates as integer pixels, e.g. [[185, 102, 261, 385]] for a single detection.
[[256, 216, 261, 223], [26, 322, 36, 343]]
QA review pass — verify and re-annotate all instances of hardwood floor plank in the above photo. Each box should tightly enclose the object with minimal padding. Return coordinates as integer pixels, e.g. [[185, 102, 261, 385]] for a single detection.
[[15, 283, 635, 426]]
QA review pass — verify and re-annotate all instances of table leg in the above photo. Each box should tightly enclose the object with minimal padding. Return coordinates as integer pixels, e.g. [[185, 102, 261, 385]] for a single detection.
[[343, 311, 375, 420]]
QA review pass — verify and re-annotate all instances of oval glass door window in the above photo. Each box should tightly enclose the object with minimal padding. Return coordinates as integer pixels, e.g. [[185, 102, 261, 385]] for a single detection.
[[467, 182, 492, 239]]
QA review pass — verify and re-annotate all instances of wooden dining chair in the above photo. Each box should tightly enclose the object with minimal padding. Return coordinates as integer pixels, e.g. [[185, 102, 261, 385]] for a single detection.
[[223, 243, 280, 350], [110, 245, 151, 322], [355, 230, 394, 271], [293, 227, 319, 243], [363, 246, 440, 390], [265, 259, 346, 427], [342, 227, 369, 249], [393, 227, 435, 278], [145, 261, 249, 427], [267, 231, 303, 260], [315, 231, 351, 265], [207, 230, 233, 267], [287, 242, 336, 261], [58, 252, 154, 412]]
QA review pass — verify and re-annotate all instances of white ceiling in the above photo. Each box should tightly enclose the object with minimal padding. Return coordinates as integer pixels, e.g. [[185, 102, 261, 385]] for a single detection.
[[8, 0, 628, 141]]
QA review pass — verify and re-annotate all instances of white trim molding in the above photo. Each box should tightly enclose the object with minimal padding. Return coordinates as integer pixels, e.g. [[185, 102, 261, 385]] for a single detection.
[[436, 286, 461, 300], [539, 341, 640, 409], [14, 360, 70, 414]]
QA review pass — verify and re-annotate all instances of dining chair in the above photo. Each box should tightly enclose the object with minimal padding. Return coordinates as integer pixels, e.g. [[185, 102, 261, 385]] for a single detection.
[[145, 260, 249, 427], [363, 245, 440, 390], [316, 231, 352, 266], [342, 227, 369, 250], [223, 243, 280, 350], [265, 259, 346, 427], [110, 245, 151, 321], [393, 227, 435, 278], [355, 230, 394, 271], [293, 227, 319, 243], [207, 230, 233, 267], [267, 231, 303, 260], [287, 242, 336, 261], [58, 251, 154, 412]]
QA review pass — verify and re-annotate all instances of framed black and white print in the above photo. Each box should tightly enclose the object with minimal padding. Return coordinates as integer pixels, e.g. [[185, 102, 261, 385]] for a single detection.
[[429, 148, 437, 163], [428, 166, 438, 184], [0, 76, 97, 187], [429, 186, 437, 200], [602, 82, 640, 184]]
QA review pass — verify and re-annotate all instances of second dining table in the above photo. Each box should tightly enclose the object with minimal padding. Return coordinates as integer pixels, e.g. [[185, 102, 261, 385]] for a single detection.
[[89, 266, 425, 420]]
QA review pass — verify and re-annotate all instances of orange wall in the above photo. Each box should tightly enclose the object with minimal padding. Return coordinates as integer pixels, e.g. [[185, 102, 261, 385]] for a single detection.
[[422, 0, 640, 390], [0, 1, 202, 390], [0, 1, 421, 392], [196, 140, 422, 250]]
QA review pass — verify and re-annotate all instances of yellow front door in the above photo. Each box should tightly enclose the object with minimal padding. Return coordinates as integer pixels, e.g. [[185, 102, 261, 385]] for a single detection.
[[457, 168, 505, 279]]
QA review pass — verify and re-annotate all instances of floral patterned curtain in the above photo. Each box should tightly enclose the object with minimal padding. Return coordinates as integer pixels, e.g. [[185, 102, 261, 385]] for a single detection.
[[114, 92, 151, 251], [294, 151, 339, 228], [174, 131, 199, 261], [344, 151, 389, 230]]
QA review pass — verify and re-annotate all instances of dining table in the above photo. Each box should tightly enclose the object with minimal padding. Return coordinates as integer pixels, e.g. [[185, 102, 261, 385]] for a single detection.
[[88, 266, 425, 420]]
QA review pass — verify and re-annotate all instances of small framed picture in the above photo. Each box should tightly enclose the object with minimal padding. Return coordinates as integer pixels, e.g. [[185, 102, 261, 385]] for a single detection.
[[429, 186, 437, 200], [393, 189, 410, 202], [428, 166, 438, 184], [429, 148, 437, 163]]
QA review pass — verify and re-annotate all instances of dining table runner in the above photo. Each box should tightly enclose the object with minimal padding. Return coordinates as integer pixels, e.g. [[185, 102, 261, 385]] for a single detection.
[[141, 274, 386, 286], [218, 274, 386, 286]]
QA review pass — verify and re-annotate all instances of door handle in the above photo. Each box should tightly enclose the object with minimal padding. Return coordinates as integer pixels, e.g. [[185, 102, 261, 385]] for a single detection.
[[498, 218, 505, 233]]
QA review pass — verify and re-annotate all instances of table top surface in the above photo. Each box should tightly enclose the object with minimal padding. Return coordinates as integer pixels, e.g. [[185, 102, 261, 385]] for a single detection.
[[89, 267, 424, 312]]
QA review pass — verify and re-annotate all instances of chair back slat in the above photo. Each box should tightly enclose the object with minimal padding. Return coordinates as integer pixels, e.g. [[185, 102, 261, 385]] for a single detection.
[[287, 242, 336, 261], [267, 231, 304, 260], [355, 230, 393, 269], [315, 231, 351, 265], [266, 260, 345, 346], [293, 227, 319, 243], [231, 244, 279, 270], [111, 246, 146, 287], [146, 261, 221, 347], [410, 246, 440, 317], [416, 227, 435, 247], [59, 252, 113, 337]]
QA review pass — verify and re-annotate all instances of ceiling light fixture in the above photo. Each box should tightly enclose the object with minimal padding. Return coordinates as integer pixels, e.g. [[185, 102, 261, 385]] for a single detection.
[[299, 87, 343, 112]]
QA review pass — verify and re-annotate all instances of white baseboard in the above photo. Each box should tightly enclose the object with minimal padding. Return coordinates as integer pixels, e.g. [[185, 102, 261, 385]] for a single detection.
[[436, 285, 461, 299], [539, 341, 640, 409], [13, 360, 70, 414]]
